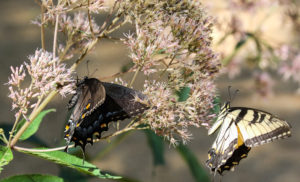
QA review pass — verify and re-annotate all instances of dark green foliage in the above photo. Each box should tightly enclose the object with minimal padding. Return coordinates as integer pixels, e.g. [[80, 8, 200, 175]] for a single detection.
[[0, 174, 64, 182], [176, 143, 210, 182], [145, 130, 165, 166]]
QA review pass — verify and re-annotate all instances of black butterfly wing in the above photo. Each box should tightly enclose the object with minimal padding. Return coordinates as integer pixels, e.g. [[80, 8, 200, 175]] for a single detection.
[[64, 78, 106, 151], [217, 144, 251, 174], [65, 79, 148, 151], [70, 78, 106, 123], [102, 82, 148, 120]]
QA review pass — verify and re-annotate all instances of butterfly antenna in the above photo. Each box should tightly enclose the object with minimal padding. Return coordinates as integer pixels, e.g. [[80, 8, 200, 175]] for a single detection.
[[86, 60, 90, 77], [227, 86, 232, 101], [90, 68, 98, 78]]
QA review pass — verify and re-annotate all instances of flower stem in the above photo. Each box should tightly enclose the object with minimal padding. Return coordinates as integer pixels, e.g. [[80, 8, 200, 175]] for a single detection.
[[87, 0, 95, 39], [52, 14, 59, 58], [10, 91, 58, 147], [129, 66, 141, 87], [7, 112, 21, 146], [41, 4, 45, 50], [13, 145, 71, 152]]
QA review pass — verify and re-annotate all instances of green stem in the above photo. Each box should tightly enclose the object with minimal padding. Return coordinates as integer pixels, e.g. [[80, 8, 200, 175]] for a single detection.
[[87, 0, 95, 39], [10, 91, 58, 147], [41, 5, 45, 50], [7, 112, 21, 146], [14, 145, 71, 152], [53, 14, 59, 58], [0, 129, 8, 144], [129, 67, 141, 87]]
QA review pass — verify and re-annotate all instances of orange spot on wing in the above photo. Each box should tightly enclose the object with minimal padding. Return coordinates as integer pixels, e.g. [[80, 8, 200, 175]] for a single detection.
[[101, 123, 107, 128], [237, 126, 244, 147]]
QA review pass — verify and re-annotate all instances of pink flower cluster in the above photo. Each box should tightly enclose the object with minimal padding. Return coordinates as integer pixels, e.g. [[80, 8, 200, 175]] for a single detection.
[[7, 49, 75, 118], [120, 0, 220, 145], [278, 45, 300, 90], [141, 80, 216, 145]]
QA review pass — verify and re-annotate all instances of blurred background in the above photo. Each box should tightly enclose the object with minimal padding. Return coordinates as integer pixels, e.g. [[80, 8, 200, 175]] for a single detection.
[[0, 0, 299, 182]]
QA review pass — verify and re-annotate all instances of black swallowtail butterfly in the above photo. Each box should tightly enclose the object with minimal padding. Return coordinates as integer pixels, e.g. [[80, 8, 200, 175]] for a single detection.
[[64, 77, 148, 152]]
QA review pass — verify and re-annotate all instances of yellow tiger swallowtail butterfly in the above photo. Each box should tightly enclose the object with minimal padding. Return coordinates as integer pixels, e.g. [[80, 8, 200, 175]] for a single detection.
[[206, 101, 291, 175]]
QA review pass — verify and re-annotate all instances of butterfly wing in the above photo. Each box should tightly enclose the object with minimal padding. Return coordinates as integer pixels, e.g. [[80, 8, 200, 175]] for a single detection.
[[216, 144, 251, 174], [102, 82, 148, 119], [65, 79, 148, 151], [64, 78, 106, 151], [229, 107, 292, 147], [70, 78, 106, 123], [207, 105, 292, 175], [206, 113, 239, 175]]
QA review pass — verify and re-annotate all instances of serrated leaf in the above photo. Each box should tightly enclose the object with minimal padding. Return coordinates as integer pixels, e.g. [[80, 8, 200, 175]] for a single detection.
[[16, 109, 55, 140], [144, 130, 165, 166], [176, 143, 210, 182], [177, 86, 191, 102], [17, 148, 121, 179], [0, 145, 13, 174], [0, 174, 63, 182]]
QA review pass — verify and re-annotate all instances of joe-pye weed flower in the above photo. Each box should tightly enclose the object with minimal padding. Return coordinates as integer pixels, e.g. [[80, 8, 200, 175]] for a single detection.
[[121, 0, 220, 145], [6, 0, 220, 153], [7, 49, 75, 119]]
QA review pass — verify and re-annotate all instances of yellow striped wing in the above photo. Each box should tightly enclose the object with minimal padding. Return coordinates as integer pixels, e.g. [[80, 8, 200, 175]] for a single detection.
[[229, 107, 291, 147], [206, 113, 240, 174], [207, 104, 291, 175]]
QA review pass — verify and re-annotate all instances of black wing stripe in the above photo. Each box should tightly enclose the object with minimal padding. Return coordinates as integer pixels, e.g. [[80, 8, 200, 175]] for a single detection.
[[258, 113, 266, 123], [250, 110, 259, 123], [234, 108, 247, 124]]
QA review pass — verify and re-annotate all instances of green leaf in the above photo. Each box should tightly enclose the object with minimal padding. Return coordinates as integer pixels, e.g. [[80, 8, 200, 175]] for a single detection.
[[235, 37, 247, 50], [58, 166, 91, 182], [177, 86, 191, 102], [121, 62, 134, 73], [0, 174, 63, 182], [0, 128, 7, 144], [223, 34, 250, 65], [16, 109, 56, 140], [17, 148, 121, 179], [0, 123, 49, 146], [144, 130, 165, 166], [176, 143, 210, 182], [212, 97, 221, 115], [0, 145, 13, 173]]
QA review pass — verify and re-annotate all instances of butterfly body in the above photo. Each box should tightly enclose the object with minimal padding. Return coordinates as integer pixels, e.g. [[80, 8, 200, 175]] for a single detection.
[[65, 77, 148, 151], [206, 102, 291, 175]]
